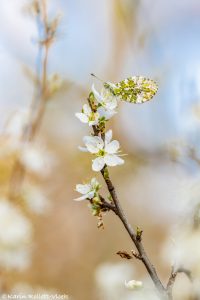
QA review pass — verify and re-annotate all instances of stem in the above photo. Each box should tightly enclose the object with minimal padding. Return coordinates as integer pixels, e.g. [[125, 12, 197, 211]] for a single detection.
[[8, 0, 52, 200], [101, 167, 167, 298], [166, 267, 193, 299], [87, 97, 168, 298], [29, 0, 50, 140], [29, 43, 49, 140]]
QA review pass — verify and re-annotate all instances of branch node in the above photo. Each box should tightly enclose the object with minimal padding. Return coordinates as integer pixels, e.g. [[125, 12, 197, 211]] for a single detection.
[[131, 250, 143, 260]]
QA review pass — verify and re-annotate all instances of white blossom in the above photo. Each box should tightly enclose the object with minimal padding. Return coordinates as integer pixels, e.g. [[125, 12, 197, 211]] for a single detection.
[[75, 178, 100, 201], [125, 279, 143, 290], [97, 106, 116, 120], [79, 130, 124, 171], [92, 84, 118, 120], [0, 110, 30, 155], [75, 103, 100, 126]]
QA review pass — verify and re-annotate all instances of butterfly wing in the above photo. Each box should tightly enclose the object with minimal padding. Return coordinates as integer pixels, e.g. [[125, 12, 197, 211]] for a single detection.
[[104, 76, 158, 104]]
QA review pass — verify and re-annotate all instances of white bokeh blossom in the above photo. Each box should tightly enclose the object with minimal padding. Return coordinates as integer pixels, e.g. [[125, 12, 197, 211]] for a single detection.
[[75, 178, 100, 201], [0, 199, 32, 270], [20, 143, 55, 177], [95, 262, 135, 300], [162, 228, 200, 271], [75, 103, 100, 126], [95, 263, 157, 300], [22, 184, 50, 214], [79, 130, 124, 171], [4, 109, 30, 139]]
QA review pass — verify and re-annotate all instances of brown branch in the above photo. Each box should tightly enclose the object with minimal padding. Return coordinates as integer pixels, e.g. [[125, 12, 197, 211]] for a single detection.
[[166, 266, 193, 299], [166, 267, 177, 300], [99, 195, 118, 214], [131, 249, 143, 260], [87, 98, 168, 299], [101, 167, 167, 298], [8, 0, 53, 200], [29, 0, 50, 140]]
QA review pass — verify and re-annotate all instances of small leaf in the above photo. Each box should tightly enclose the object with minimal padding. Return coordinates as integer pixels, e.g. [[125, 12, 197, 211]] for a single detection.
[[136, 226, 143, 241]]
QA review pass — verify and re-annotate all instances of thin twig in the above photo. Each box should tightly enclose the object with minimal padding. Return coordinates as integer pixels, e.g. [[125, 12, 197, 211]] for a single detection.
[[101, 166, 167, 298], [8, 0, 53, 200], [87, 98, 168, 299], [99, 195, 118, 214], [166, 266, 193, 299]]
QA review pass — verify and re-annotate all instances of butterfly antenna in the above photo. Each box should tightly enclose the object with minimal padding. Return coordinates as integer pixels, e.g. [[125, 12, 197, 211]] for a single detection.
[[90, 73, 104, 83]]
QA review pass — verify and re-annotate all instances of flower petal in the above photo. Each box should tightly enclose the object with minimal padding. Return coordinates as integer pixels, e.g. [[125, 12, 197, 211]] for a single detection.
[[78, 146, 88, 152], [92, 157, 105, 172], [88, 114, 99, 126], [75, 113, 89, 123], [104, 154, 124, 167], [83, 136, 104, 153], [83, 135, 102, 145], [92, 84, 103, 103], [88, 121, 97, 126], [91, 178, 98, 187], [82, 103, 91, 114], [85, 143, 99, 153], [97, 107, 116, 120], [105, 130, 112, 143], [87, 191, 95, 199], [76, 184, 91, 194], [74, 194, 88, 201], [105, 99, 118, 110], [105, 140, 120, 154]]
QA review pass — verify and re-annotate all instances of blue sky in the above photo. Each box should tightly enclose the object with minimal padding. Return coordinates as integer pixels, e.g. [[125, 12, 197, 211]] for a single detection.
[[1, 0, 200, 151]]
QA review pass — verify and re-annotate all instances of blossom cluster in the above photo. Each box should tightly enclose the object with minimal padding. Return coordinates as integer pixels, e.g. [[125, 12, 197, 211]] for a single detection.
[[76, 84, 124, 172], [75, 85, 118, 126], [75, 82, 127, 217], [75, 77, 158, 201], [75, 76, 158, 295]]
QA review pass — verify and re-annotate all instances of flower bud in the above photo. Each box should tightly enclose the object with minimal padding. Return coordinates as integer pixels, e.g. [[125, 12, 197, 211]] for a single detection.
[[125, 279, 143, 290]]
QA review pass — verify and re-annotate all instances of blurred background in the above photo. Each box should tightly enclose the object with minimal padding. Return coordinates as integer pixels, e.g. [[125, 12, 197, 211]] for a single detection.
[[1, 0, 200, 299]]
